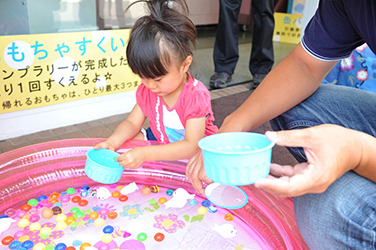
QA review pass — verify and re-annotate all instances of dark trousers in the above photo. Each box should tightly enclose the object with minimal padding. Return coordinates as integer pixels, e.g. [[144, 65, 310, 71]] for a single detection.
[[213, 0, 275, 75]]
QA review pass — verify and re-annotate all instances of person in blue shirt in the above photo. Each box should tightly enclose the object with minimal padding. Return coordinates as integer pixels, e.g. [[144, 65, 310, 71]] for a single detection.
[[187, 0, 376, 248]]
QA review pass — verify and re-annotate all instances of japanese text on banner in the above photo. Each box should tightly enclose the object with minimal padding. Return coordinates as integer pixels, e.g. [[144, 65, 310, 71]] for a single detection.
[[0, 29, 140, 114]]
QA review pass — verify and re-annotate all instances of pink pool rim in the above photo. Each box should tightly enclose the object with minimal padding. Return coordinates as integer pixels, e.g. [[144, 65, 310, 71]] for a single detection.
[[0, 139, 308, 249]]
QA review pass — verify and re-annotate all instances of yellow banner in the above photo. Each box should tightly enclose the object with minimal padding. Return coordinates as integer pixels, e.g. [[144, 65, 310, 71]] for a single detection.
[[273, 13, 303, 44], [0, 29, 140, 114]]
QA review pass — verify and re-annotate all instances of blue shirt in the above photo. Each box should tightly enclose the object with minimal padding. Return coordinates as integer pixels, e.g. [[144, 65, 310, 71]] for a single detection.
[[302, 0, 376, 61]]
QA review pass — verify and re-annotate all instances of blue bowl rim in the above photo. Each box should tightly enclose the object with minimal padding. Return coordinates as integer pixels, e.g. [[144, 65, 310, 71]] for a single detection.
[[86, 148, 124, 171], [198, 132, 275, 155]]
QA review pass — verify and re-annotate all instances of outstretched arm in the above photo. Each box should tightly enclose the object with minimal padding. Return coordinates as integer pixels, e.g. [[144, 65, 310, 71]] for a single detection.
[[117, 116, 206, 169], [220, 43, 338, 132], [186, 43, 338, 194], [94, 104, 146, 151]]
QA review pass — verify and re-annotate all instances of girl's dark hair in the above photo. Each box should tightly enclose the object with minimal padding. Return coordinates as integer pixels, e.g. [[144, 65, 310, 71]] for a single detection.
[[126, 0, 197, 79]]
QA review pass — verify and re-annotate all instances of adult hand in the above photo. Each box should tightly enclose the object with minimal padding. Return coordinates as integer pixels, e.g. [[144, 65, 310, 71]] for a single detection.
[[255, 124, 362, 197], [186, 150, 213, 196], [117, 147, 145, 169]]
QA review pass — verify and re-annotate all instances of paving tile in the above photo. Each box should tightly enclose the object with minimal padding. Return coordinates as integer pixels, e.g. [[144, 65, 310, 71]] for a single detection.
[[98, 114, 128, 125], [25, 132, 43, 142], [29, 137, 59, 146], [38, 130, 56, 139], [83, 126, 113, 138], [53, 125, 80, 136], [87, 120, 103, 127], [96, 117, 112, 125], [211, 91, 252, 127], [9, 136, 30, 146], [104, 121, 122, 131], [0, 140, 14, 153], [74, 123, 92, 131], [0, 140, 12, 147], [57, 130, 89, 140], [0, 143, 31, 155], [209, 83, 249, 100]]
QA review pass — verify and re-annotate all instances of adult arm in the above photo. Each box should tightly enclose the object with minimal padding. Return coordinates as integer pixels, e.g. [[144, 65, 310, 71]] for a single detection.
[[187, 43, 338, 194], [220, 43, 338, 132]]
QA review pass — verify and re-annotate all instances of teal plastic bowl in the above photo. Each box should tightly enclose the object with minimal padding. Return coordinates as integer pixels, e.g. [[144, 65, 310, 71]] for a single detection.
[[85, 149, 124, 184], [198, 132, 275, 186]]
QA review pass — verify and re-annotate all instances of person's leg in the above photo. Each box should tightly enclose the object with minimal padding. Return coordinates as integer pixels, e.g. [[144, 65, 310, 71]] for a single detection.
[[249, 0, 274, 87], [270, 84, 376, 161], [145, 127, 157, 141], [270, 84, 376, 248], [213, 0, 242, 75], [135, 128, 157, 141], [295, 171, 376, 248]]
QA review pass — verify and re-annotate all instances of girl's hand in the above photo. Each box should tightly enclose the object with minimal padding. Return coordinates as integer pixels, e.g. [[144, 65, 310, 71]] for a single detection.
[[94, 140, 116, 151], [186, 150, 213, 196], [117, 147, 146, 169], [254, 124, 363, 197]]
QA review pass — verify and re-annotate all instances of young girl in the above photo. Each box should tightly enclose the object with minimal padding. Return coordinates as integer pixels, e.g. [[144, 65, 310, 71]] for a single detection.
[[94, 0, 218, 169]]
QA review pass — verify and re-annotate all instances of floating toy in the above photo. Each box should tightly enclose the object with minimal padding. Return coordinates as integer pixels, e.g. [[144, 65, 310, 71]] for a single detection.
[[164, 188, 195, 209], [0, 218, 15, 235], [120, 182, 139, 195], [213, 223, 238, 238]]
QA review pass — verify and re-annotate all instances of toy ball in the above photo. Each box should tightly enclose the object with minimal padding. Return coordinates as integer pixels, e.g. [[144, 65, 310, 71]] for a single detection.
[[33, 242, 45, 250], [94, 218, 105, 227], [56, 214, 67, 222], [40, 227, 52, 235], [60, 195, 70, 203], [52, 206, 62, 215], [29, 214, 40, 223], [9, 241, 22, 249], [154, 232, 165, 242], [197, 206, 207, 214], [29, 222, 41, 231], [208, 206, 218, 213], [17, 219, 30, 228], [103, 225, 114, 234], [101, 234, 113, 244], [188, 199, 197, 206], [150, 186, 159, 193], [55, 221, 68, 230], [141, 185, 152, 195]]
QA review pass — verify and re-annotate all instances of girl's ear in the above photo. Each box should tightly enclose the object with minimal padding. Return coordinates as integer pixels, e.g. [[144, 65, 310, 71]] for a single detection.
[[181, 55, 193, 72]]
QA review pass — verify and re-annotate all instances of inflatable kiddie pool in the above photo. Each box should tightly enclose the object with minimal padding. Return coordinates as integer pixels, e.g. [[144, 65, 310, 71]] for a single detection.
[[0, 139, 308, 249]]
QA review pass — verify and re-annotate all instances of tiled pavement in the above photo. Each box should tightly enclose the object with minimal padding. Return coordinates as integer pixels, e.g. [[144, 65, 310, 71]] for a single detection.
[[0, 83, 252, 155], [0, 81, 297, 167]]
